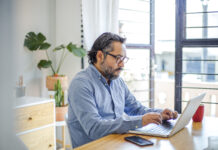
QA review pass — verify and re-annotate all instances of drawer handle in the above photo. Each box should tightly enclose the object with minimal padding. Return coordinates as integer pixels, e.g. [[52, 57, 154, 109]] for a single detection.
[[48, 144, 52, 147], [28, 117, 32, 120]]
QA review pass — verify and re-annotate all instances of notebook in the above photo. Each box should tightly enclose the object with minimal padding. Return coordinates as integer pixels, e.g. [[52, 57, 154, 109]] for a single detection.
[[129, 93, 206, 137]]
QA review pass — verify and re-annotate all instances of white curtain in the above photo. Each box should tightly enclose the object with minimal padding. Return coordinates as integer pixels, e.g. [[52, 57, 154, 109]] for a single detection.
[[81, 0, 119, 51]]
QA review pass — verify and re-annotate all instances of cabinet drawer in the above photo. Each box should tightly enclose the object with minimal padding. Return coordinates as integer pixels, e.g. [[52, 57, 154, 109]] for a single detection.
[[19, 126, 55, 150], [16, 102, 54, 132]]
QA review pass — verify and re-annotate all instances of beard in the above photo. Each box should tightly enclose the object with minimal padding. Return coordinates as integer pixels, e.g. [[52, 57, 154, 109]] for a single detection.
[[100, 60, 123, 80]]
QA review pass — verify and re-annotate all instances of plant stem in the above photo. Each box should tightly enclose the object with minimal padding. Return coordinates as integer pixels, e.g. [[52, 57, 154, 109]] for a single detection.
[[56, 48, 66, 74], [57, 52, 68, 74], [45, 50, 55, 75]]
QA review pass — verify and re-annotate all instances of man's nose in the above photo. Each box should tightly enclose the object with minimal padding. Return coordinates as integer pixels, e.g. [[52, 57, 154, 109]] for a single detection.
[[118, 60, 124, 68]]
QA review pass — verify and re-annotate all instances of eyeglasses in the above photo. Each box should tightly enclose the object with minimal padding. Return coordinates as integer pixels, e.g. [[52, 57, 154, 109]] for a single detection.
[[105, 52, 129, 64]]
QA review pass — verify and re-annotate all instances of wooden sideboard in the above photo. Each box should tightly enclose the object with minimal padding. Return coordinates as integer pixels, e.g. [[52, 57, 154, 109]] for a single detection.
[[15, 97, 56, 150]]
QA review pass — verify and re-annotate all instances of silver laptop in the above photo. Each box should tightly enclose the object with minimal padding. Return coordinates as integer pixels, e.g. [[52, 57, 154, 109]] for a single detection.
[[129, 93, 206, 137]]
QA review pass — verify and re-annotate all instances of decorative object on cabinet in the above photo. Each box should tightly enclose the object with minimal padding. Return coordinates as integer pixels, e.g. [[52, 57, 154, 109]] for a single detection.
[[15, 97, 56, 150], [23, 31, 86, 90], [16, 75, 26, 97]]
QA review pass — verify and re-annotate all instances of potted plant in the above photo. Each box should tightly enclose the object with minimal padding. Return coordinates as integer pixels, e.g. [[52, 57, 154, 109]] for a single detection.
[[54, 80, 67, 121], [24, 31, 86, 90]]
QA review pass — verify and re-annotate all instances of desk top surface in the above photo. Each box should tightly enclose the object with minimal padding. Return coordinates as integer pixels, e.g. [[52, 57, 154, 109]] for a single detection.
[[75, 116, 218, 150]]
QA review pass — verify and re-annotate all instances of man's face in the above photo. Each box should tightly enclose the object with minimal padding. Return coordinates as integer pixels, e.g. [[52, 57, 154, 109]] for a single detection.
[[100, 41, 127, 80]]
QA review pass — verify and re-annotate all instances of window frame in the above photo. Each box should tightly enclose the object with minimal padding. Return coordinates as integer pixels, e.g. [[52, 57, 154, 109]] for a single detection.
[[175, 0, 218, 113]]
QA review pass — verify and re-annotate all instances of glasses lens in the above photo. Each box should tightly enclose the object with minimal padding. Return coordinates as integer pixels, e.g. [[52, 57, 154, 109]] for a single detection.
[[123, 57, 128, 63], [117, 56, 129, 64]]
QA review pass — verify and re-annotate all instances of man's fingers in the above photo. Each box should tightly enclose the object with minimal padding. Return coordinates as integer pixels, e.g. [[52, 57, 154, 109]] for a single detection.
[[150, 120, 161, 125], [162, 114, 170, 120], [166, 110, 173, 118], [142, 113, 163, 126], [162, 109, 175, 120], [173, 111, 178, 119], [151, 114, 162, 124]]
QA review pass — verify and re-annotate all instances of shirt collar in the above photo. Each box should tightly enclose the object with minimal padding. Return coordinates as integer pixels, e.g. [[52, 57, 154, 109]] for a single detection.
[[89, 64, 102, 78], [89, 64, 112, 85]]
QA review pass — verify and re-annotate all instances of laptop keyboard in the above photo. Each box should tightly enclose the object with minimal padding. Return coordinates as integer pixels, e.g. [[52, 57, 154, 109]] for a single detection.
[[146, 121, 174, 134]]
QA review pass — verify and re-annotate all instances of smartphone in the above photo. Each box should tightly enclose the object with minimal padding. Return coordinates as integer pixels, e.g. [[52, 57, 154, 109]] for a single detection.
[[124, 136, 154, 146]]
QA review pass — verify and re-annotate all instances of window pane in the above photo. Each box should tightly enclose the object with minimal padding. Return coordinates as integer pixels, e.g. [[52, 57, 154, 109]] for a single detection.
[[186, 0, 218, 13], [119, 0, 150, 44], [119, 21, 149, 34], [182, 47, 218, 82], [119, 9, 149, 23], [121, 49, 150, 106], [186, 0, 218, 39], [186, 28, 218, 39], [186, 13, 218, 27], [119, 0, 150, 12], [154, 0, 175, 110], [182, 47, 218, 116]]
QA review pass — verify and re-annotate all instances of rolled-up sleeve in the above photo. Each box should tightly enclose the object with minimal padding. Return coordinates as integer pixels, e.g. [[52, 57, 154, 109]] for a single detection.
[[69, 79, 143, 140]]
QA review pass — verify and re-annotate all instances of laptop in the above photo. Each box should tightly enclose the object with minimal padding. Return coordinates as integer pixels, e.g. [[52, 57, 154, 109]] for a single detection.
[[129, 93, 206, 137]]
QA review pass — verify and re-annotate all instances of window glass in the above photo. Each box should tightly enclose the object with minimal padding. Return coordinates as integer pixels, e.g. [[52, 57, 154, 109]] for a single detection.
[[186, 0, 218, 39], [182, 47, 218, 116], [182, 47, 218, 82], [121, 49, 150, 106], [119, 0, 150, 44], [154, 0, 175, 110]]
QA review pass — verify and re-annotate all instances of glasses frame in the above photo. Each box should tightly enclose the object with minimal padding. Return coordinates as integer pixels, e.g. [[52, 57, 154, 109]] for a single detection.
[[105, 52, 129, 64]]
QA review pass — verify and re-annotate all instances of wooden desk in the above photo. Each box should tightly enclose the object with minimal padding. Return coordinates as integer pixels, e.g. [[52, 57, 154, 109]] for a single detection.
[[75, 117, 218, 150]]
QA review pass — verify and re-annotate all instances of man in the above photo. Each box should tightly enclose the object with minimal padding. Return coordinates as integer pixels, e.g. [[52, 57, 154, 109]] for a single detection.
[[67, 32, 178, 148]]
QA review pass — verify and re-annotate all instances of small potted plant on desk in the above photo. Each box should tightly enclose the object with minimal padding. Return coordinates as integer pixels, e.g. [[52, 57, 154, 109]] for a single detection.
[[54, 80, 67, 121], [24, 32, 86, 91]]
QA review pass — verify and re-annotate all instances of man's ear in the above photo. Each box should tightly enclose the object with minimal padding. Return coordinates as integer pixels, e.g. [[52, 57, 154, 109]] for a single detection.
[[96, 51, 104, 63]]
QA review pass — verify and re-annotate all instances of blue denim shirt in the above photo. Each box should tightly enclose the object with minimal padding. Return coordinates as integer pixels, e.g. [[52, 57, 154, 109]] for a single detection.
[[67, 64, 161, 148]]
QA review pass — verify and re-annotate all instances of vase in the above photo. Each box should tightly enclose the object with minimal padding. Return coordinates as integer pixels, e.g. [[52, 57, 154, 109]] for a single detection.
[[46, 75, 68, 91], [55, 106, 68, 121]]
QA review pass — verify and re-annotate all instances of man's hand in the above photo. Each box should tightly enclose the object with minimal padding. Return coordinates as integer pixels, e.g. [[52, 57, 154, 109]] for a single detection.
[[161, 109, 178, 121], [142, 112, 162, 126]]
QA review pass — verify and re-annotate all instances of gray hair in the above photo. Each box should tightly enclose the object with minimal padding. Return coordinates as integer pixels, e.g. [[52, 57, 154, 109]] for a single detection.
[[88, 32, 126, 64]]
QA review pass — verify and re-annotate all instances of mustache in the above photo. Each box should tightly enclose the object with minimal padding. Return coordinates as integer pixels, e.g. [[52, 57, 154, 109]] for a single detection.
[[115, 68, 123, 71]]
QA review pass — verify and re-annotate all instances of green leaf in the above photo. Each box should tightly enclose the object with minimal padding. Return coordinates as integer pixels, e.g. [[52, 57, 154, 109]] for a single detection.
[[37, 60, 52, 69], [53, 44, 65, 51], [39, 42, 51, 49], [24, 32, 51, 51], [37, 32, 46, 42], [67, 42, 86, 57], [74, 48, 86, 57], [66, 42, 77, 52]]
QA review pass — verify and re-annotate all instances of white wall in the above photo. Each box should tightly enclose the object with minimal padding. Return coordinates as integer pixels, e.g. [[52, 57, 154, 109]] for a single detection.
[[13, 0, 56, 97], [56, 0, 84, 84], [13, 0, 83, 97]]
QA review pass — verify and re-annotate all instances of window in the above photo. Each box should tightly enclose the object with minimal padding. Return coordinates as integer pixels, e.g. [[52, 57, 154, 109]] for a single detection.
[[175, 0, 218, 116], [154, 0, 175, 110], [119, 0, 155, 107]]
